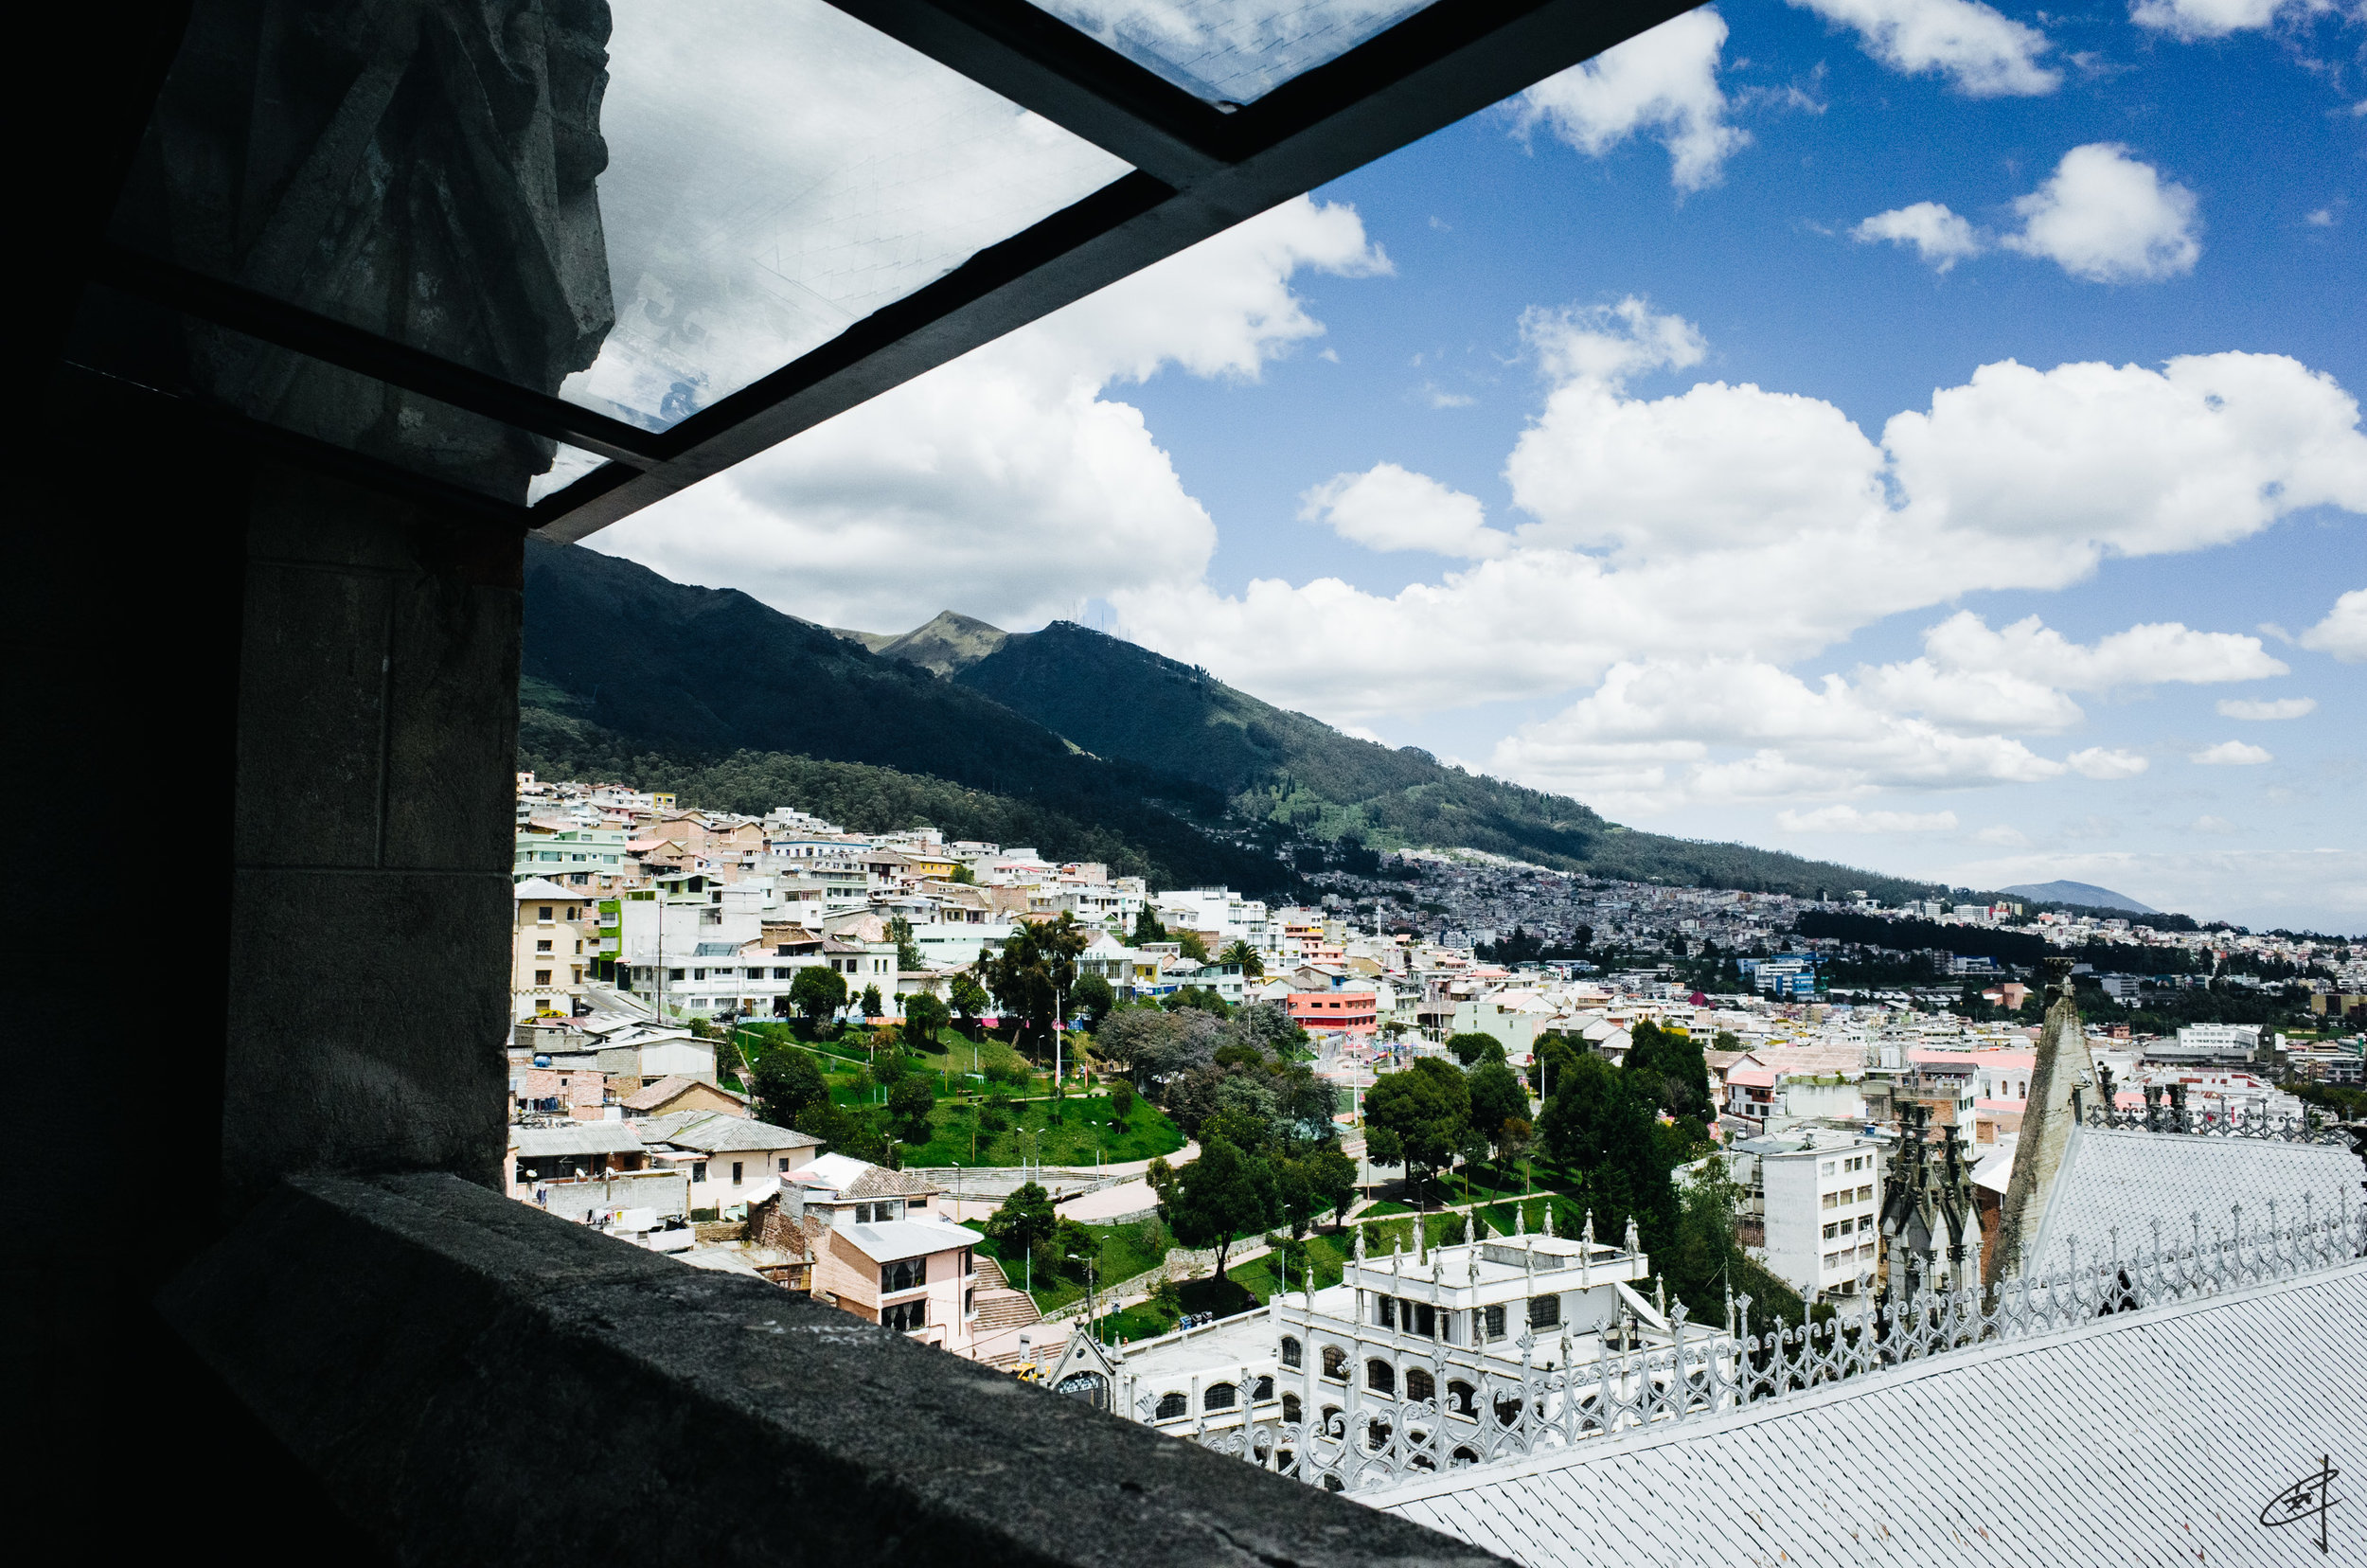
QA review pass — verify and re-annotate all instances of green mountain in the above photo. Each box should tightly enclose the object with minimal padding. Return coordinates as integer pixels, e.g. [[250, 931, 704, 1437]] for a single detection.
[[520, 540, 1957, 904], [517, 540, 1283, 891], [950, 620, 1949, 901]]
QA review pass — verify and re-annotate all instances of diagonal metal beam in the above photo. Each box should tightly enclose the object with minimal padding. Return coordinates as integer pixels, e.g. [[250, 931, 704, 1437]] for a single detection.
[[88, 246, 667, 468], [535, 0, 1698, 540], [73, 0, 1697, 539]]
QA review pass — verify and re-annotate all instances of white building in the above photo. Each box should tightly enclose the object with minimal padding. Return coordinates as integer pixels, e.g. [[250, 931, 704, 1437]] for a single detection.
[[1114, 1216, 1715, 1455], [1727, 1131, 1885, 1301]]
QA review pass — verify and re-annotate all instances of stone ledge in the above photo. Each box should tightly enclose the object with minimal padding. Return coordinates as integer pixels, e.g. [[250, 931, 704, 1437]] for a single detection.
[[160, 1172, 1503, 1568]]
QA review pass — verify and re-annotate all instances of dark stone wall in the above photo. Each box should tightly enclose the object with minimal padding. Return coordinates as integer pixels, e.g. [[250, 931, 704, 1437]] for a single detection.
[[224, 466, 522, 1210], [168, 1173, 1505, 1568]]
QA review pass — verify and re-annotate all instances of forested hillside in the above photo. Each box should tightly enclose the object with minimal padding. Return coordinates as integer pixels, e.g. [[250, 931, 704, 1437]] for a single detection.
[[523, 542, 1953, 904], [955, 622, 1945, 901], [520, 542, 1286, 891]]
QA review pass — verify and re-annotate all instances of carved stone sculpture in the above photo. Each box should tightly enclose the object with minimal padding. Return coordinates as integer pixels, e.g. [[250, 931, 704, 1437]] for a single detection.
[[116, 0, 616, 498]]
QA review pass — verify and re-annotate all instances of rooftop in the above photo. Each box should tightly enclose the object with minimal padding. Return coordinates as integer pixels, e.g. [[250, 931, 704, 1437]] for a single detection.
[[1372, 1260, 2367, 1566]]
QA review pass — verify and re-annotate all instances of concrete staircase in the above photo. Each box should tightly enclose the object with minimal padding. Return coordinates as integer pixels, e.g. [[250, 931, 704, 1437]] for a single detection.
[[968, 1255, 1045, 1366]]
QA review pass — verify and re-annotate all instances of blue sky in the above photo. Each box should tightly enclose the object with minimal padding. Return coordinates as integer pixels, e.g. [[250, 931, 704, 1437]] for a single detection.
[[596, 0, 2366, 931]]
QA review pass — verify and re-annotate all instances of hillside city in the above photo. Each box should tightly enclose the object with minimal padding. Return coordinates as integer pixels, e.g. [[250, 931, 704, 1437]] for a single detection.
[[508, 770, 2367, 1393]]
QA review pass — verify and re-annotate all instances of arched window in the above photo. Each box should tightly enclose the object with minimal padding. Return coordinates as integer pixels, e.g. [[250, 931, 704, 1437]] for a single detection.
[[1282, 1394, 1303, 1424], [1204, 1382, 1237, 1411], [1451, 1446, 1481, 1468], [1448, 1380, 1477, 1417], [1494, 1393, 1524, 1428], [1320, 1345, 1348, 1381], [1253, 1375, 1274, 1402], [1365, 1417, 1393, 1451], [1155, 1392, 1188, 1420], [1366, 1359, 1396, 1395], [1280, 1336, 1303, 1368], [1405, 1368, 1435, 1405]]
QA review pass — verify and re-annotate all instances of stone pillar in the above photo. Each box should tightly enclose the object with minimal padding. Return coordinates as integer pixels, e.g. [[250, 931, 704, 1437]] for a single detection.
[[1987, 957, 2093, 1288], [223, 465, 524, 1211]]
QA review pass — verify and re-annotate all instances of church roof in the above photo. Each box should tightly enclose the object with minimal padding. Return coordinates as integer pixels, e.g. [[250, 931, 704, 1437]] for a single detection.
[[1372, 1260, 2367, 1566], [2023, 1121, 2362, 1274]]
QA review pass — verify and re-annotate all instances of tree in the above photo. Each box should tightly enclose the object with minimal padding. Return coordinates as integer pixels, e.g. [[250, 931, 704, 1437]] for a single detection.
[[985, 1182, 1057, 1253], [950, 972, 988, 1032], [791, 964, 847, 1025], [1070, 972, 1114, 1029], [860, 982, 885, 1021], [977, 913, 1092, 1055], [1175, 929, 1211, 963], [1217, 938, 1266, 978], [887, 1073, 936, 1142], [1363, 1124, 1404, 1172], [753, 1048, 828, 1128], [1131, 906, 1168, 946], [1109, 1078, 1137, 1121], [1363, 1059, 1471, 1194], [901, 991, 951, 1048], [1539, 1053, 1622, 1169], [1226, 1000, 1306, 1057], [1528, 1030, 1585, 1099], [795, 1100, 891, 1165], [1159, 1134, 1271, 1281], [887, 915, 924, 971], [1304, 1144, 1359, 1226], [1274, 1158, 1318, 1239], [1446, 1031, 1505, 1066], [1164, 984, 1229, 1016], [1467, 1059, 1530, 1159], [1052, 1217, 1099, 1279]]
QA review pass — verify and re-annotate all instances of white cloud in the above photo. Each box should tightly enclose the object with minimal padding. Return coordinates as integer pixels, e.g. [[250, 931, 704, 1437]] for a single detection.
[[564, 0, 1131, 430], [2298, 588, 2367, 662], [2191, 739, 2275, 765], [1920, 612, 2288, 688], [2189, 814, 2239, 834], [1477, 657, 2067, 812], [2068, 747, 2151, 779], [1299, 465, 1508, 560], [1853, 202, 1986, 270], [2002, 144, 2200, 282], [590, 197, 1385, 632], [1789, 0, 2060, 97], [1777, 804, 1961, 832], [2128, 0, 2338, 42], [1521, 296, 1708, 387], [2216, 696, 2318, 721], [1116, 312, 2367, 722], [1976, 825, 2031, 846], [1514, 9, 1748, 192]]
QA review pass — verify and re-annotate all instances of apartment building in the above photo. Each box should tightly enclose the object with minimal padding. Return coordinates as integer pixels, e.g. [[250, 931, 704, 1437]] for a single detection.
[[1729, 1131, 1885, 1302], [511, 877, 595, 1022]]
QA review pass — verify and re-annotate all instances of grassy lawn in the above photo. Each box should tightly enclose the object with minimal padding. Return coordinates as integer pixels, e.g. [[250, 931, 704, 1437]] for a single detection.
[[978, 1216, 1176, 1315], [1091, 1274, 1263, 1345], [898, 1090, 1183, 1168]]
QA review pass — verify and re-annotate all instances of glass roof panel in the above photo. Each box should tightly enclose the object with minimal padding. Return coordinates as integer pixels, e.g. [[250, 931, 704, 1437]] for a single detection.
[[1025, 0, 1436, 104], [112, 0, 1130, 437], [568, 0, 1132, 430], [66, 288, 600, 506]]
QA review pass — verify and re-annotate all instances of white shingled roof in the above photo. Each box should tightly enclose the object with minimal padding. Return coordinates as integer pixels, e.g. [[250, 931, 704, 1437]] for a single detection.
[[2026, 1123, 2363, 1274], [1371, 1260, 2367, 1566]]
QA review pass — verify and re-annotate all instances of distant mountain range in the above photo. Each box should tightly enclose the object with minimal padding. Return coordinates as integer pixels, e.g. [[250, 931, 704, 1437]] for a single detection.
[[517, 540, 1965, 902], [2001, 881, 2159, 916]]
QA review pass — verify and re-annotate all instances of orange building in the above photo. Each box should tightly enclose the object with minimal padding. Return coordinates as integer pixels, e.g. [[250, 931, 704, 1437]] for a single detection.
[[1285, 989, 1379, 1034]]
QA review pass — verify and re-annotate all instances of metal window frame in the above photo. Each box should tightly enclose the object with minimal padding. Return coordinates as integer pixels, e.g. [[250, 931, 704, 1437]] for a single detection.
[[77, 0, 1695, 538]]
